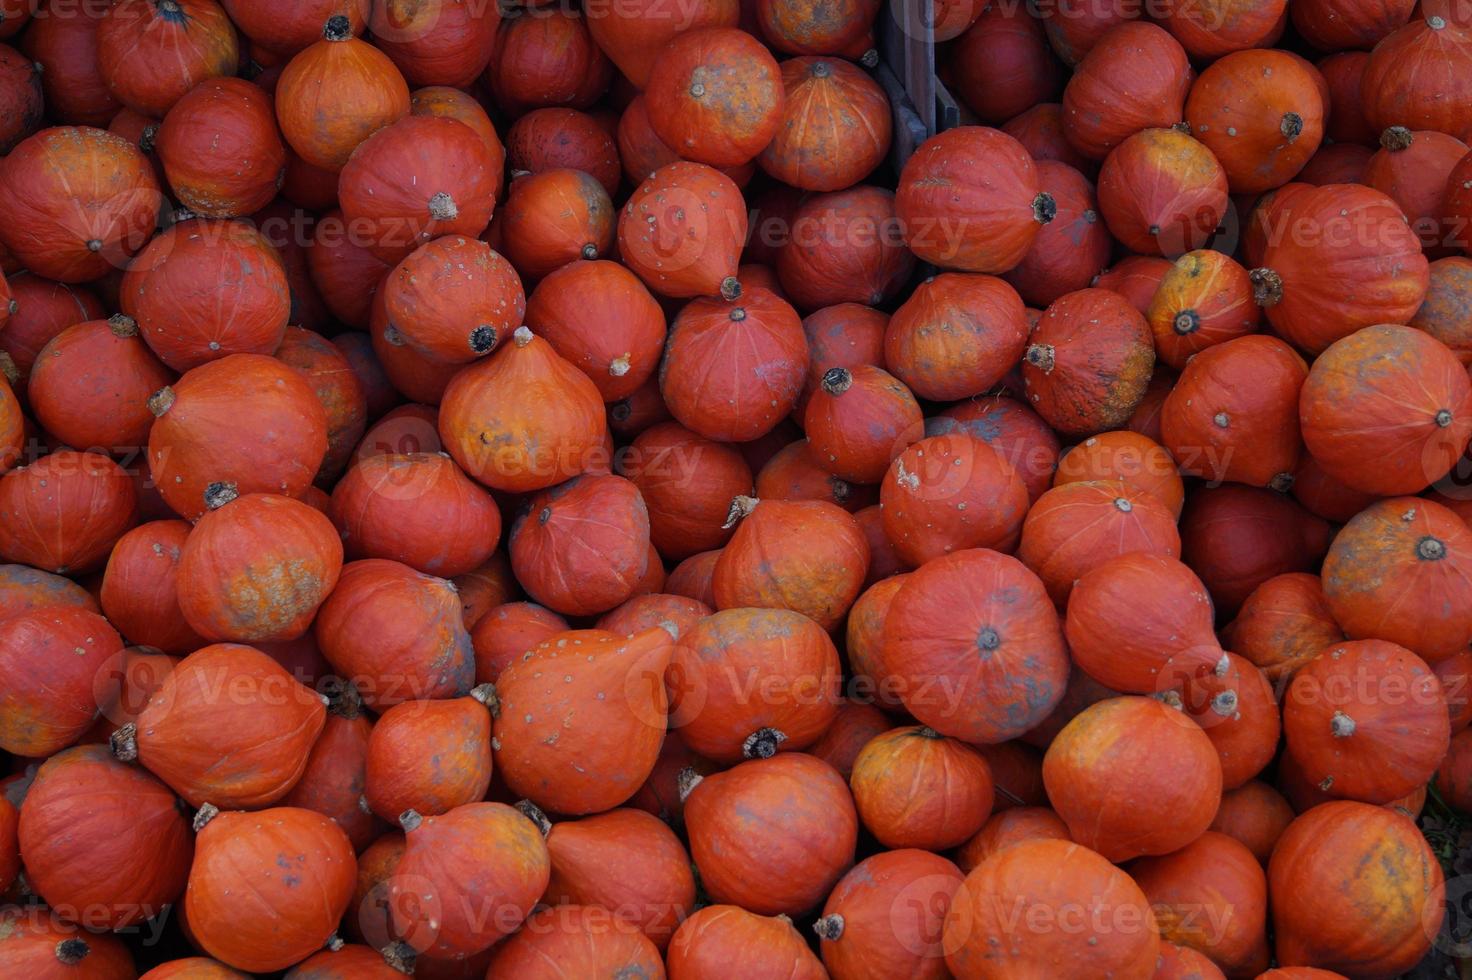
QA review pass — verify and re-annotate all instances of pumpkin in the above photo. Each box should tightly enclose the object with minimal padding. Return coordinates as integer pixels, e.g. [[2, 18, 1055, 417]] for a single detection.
[[1322, 497, 1472, 661], [338, 116, 497, 264], [0, 127, 162, 283], [509, 473, 652, 617], [895, 126, 1050, 272], [1178, 652, 1280, 789], [943, 839, 1159, 978], [308, 213, 391, 329], [100, 520, 204, 653], [669, 606, 840, 762], [274, 326, 368, 482], [683, 752, 857, 916], [219, 0, 370, 55], [776, 187, 914, 311], [1411, 257, 1472, 362], [1366, 127, 1467, 255], [283, 945, 406, 978], [1277, 748, 1426, 816], [379, 236, 523, 365], [1188, 51, 1323, 192], [1284, 639, 1449, 803], [585, 0, 737, 88], [1096, 127, 1228, 256], [1269, 801, 1442, 975], [597, 592, 710, 638], [884, 273, 1029, 401], [97, 0, 238, 117], [108, 106, 166, 191], [660, 287, 807, 441], [1093, 253, 1172, 314], [156, 77, 285, 218], [755, 0, 878, 52], [844, 574, 910, 712], [1289, 453, 1380, 524], [439, 326, 608, 493], [1301, 325, 1472, 494], [1225, 573, 1344, 684], [544, 808, 696, 950], [1154, 945, 1228, 980], [618, 161, 747, 300], [1002, 161, 1112, 308], [1052, 430, 1183, 515], [469, 602, 568, 685], [1061, 22, 1192, 160], [451, 553, 519, 628], [1437, 727, 1472, 811], [1066, 554, 1226, 694], [757, 56, 890, 192], [1361, 13, 1472, 139], [881, 549, 1068, 742], [755, 438, 873, 512], [278, 684, 376, 851], [369, 0, 498, 88], [315, 559, 474, 708], [850, 727, 994, 850], [1318, 52, 1375, 145], [408, 84, 503, 182], [0, 564, 98, 622], [122, 219, 291, 371], [493, 627, 673, 813], [27, 315, 172, 452], [1146, 249, 1260, 369], [275, 16, 409, 171], [19, 744, 192, 927], [0, 910, 135, 977], [813, 850, 963, 980], [1018, 480, 1181, 606], [617, 95, 756, 190], [486, 7, 610, 116], [1158, 0, 1286, 58], [500, 169, 616, 280], [506, 108, 619, 197], [619, 422, 750, 560], [0, 450, 136, 574], [1001, 103, 1093, 174], [369, 293, 463, 404], [1044, 696, 1222, 860], [949, 1, 1062, 125], [123, 643, 326, 807], [1435, 647, 1472, 733], [1022, 287, 1156, 436], [1251, 186, 1428, 354], [483, 905, 665, 978], [141, 958, 250, 979], [807, 700, 892, 780], [713, 496, 868, 630], [803, 366, 923, 484], [147, 354, 329, 520], [1298, 144, 1374, 186], [187, 806, 355, 972], [1161, 335, 1307, 488], [666, 550, 720, 607], [928, 396, 1062, 504], [1294, 0, 1413, 49], [1209, 781, 1295, 864], [20, 3, 120, 126], [1130, 831, 1270, 976], [1180, 484, 1330, 617], [335, 337, 400, 424], [666, 904, 826, 979], [364, 687, 494, 821], [0, 43, 41, 154], [642, 27, 781, 168], [955, 807, 1072, 872], [1019, 668, 1119, 751]]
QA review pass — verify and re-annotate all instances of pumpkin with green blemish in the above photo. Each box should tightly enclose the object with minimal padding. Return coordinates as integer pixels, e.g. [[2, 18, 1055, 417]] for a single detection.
[[1022, 287, 1155, 437], [644, 27, 783, 168]]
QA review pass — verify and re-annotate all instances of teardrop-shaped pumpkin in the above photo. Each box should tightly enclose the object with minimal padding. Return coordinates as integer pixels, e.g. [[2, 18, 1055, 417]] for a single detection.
[[500, 168, 616, 281], [365, 687, 494, 821], [758, 56, 890, 191], [380, 236, 523, 365], [617, 161, 747, 300]]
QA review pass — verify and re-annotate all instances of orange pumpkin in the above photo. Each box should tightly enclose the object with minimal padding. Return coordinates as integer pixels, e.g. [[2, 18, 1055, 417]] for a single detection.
[[1096, 127, 1228, 256], [274, 15, 410, 171], [279, 684, 376, 851], [618, 161, 747, 300], [369, 291, 463, 405], [274, 326, 367, 482], [683, 753, 857, 916], [1361, 13, 1472, 140], [439, 327, 608, 493], [1060, 22, 1192, 160], [1209, 780, 1296, 865], [283, 945, 406, 978], [1158, 0, 1286, 59], [758, 56, 890, 191], [380, 236, 524, 364], [0, 563, 98, 622], [884, 273, 1029, 401], [188, 806, 356, 972], [643, 27, 781, 167], [755, 438, 872, 512], [803, 365, 923, 484], [486, 7, 610, 116], [0, 450, 137, 575], [954, 806, 1071, 872], [126, 643, 326, 808], [308, 212, 391, 328], [1178, 652, 1281, 789], [493, 627, 674, 814], [666, 904, 826, 979], [506, 107, 619, 197], [1435, 647, 1472, 734], [1294, 0, 1413, 50], [620, 422, 751, 560], [0, 910, 135, 977], [881, 549, 1068, 742], [949, 1, 1063, 125], [844, 574, 910, 712], [1365, 126, 1467, 255], [364, 688, 493, 820], [1043, 696, 1222, 860], [483, 905, 664, 978], [0, 46, 43, 152], [1225, 572, 1344, 684], [1022, 287, 1156, 436], [499, 169, 615, 280], [1001, 101, 1093, 172], [850, 727, 994, 849], [1411, 257, 1472, 363], [97, 0, 238, 117], [815, 849, 964, 980], [469, 602, 567, 685], [807, 698, 893, 779], [1093, 253, 1172, 315], [1002, 160, 1113, 308], [928, 396, 1062, 504], [1269, 801, 1442, 976], [1146, 249, 1261, 370], [776, 186, 914, 312], [315, 559, 474, 708], [370, 0, 498, 88], [20, 3, 121, 126], [157, 77, 285, 217], [1052, 430, 1183, 515]]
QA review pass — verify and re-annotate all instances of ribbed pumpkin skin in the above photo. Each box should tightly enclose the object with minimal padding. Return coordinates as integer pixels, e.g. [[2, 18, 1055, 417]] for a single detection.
[[281, 702, 377, 851], [758, 56, 891, 192], [816, 849, 964, 980], [157, 77, 286, 217], [0, 910, 136, 977], [1095, 127, 1228, 257], [617, 162, 748, 300], [584, 0, 739, 89], [370, 0, 500, 88], [643, 27, 782, 168], [850, 727, 995, 850], [28, 316, 174, 452], [883, 273, 1029, 402], [499, 168, 615, 281], [365, 693, 492, 821], [1360, 14, 1472, 141], [96, 0, 238, 118], [1061, 23, 1192, 160], [21, 7, 121, 127], [0, 563, 98, 622], [0, 449, 138, 575], [1225, 573, 1343, 685], [667, 904, 827, 978]]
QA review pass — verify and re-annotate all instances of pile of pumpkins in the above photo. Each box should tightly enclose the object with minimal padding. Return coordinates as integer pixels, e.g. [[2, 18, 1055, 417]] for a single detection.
[[0, 0, 1470, 976]]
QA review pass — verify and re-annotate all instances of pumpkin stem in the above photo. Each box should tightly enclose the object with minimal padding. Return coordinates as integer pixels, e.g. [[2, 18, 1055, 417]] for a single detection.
[[323, 14, 353, 41], [427, 192, 458, 221], [811, 61, 833, 78], [1024, 343, 1055, 372], [513, 325, 533, 348], [609, 399, 632, 422], [581, 243, 600, 260], [1215, 653, 1230, 676], [138, 125, 158, 154], [976, 627, 1001, 652], [325, 933, 345, 952], [54, 939, 89, 965], [1279, 112, 1303, 142], [515, 799, 552, 836], [742, 727, 788, 759], [1435, 408, 1454, 428], [1418, 536, 1447, 561], [1031, 192, 1056, 225], [1212, 412, 1230, 429], [829, 476, 851, 504], [468, 325, 498, 354], [916, 726, 943, 738], [1155, 689, 1184, 710], [1248, 268, 1283, 307], [107, 314, 139, 338], [1172, 310, 1200, 335], [109, 722, 138, 761], [322, 676, 363, 719], [399, 809, 424, 833], [813, 914, 845, 940], [358, 795, 372, 814], [383, 324, 407, 347], [609, 354, 631, 377], [192, 802, 220, 831], [470, 683, 500, 717], [1211, 689, 1238, 717], [1380, 125, 1414, 151], [676, 766, 703, 803], [382, 941, 416, 976], [203, 481, 239, 510], [147, 386, 176, 417], [0, 351, 19, 387], [859, 48, 880, 67], [722, 495, 759, 529], [1330, 710, 1356, 737], [1269, 471, 1295, 493], [820, 366, 852, 395], [720, 277, 742, 301], [85, 238, 103, 253]]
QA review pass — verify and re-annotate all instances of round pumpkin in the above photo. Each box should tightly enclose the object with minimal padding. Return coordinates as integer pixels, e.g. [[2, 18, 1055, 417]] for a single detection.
[[0, 126, 162, 282], [0, 450, 136, 575], [1361, 13, 1472, 140], [0, 563, 98, 622], [804, 365, 923, 484], [1269, 801, 1442, 976], [100, 520, 204, 653], [1318, 51, 1374, 145], [97, 0, 238, 118], [1051, 430, 1183, 515], [469, 601, 567, 684], [157, 77, 285, 217], [584, 0, 737, 88], [617, 161, 747, 300], [1300, 324, 1472, 495], [308, 211, 391, 328], [949, 2, 1063, 125], [187, 806, 355, 972], [756, 0, 878, 53], [380, 236, 523, 364], [1289, 452, 1380, 524], [928, 396, 1062, 504], [1001, 102, 1093, 173], [844, 574, 909, 712], [369, 0, 499, 87], [1159, 0, 1286, 58], [881, 548, 1068, 742], [683, 752, 857, 916], [1043, 696, 1222, 860], [1365, 126, 1467, 255], [815, 849, 964, 980], [643, 27, 781, 168], [758, 56, 891, 191], [274, 325, 368, 482], [1146, 249, 1260, 369], [283, 945, 406, 979], [850, 727, 994, 850], [1096, 127, 1228, 257], [278, 685, 376, 852], [334, 333, 399, 421], [0, 43, 41, 154], [896, 126, 1050, 272], [1209, 780, 1296, 865], [274, 15, 410, 171], [1178, 652, 1281, 789], [1002, 160, 1113, 308], [20, 4, 121, 126], [1224, 572, 1344, 684], [1022, 287, 1156, 436], [617, 94, 756, 189], [666, 904, 825, 979], [1093, 253, 1172, 315], [755, 437, 872, 511], [506, 107, 619, 198], [955, 806, 1072, 872], [499, 168, 615, 280], [369, 290, 464, 405], [1060, 22, 1192, 160], [776, 186, 914, 312], [1411, 257, 1472, 362], [0, 910, 135, 977], [884, 273, 1029, 401], [619, 422, 750, 561], [1294, 0, 1413, 50], [486, 7, 610, 116], [483, 904, 664, 979], [365, 687, 493, 821]]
